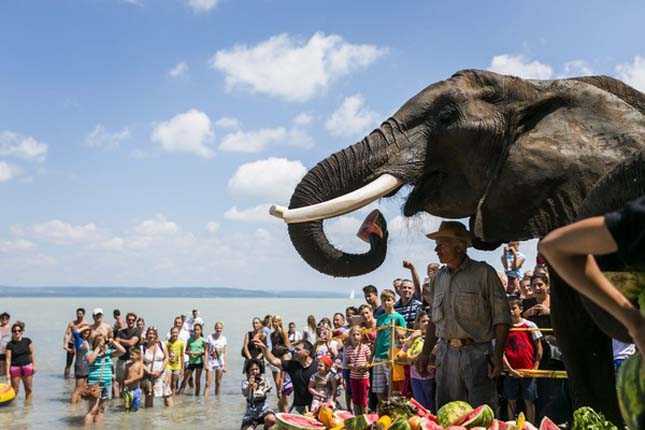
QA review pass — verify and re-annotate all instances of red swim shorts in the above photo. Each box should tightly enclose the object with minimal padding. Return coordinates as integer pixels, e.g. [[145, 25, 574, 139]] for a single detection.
[[10, 363, 33, 377]]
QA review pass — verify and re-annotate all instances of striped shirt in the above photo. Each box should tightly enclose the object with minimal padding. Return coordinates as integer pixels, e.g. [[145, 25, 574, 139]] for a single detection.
[[86, 349, 113, 386], [344, 343, 371, 380]]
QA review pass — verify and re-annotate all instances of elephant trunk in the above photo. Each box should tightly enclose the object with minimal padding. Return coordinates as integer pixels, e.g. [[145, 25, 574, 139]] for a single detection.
[[286, 121, 402, 277]]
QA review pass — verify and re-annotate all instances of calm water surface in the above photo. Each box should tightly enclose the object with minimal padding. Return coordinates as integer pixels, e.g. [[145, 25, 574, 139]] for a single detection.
[[1, 297, 357, 429]]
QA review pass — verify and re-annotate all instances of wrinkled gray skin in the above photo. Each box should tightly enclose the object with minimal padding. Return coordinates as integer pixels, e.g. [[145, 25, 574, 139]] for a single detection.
[[286, 70, 645, 424]]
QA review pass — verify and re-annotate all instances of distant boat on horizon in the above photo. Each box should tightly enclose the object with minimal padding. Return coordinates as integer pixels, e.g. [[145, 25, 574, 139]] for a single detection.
[[349, 289, 355, 300]]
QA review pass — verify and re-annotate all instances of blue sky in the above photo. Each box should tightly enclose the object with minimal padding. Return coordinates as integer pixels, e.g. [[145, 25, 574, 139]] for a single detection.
[[1, 0, 644, 291]]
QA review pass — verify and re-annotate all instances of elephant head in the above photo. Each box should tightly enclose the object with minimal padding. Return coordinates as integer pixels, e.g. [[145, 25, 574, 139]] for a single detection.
[[271, 70, 645, 277]]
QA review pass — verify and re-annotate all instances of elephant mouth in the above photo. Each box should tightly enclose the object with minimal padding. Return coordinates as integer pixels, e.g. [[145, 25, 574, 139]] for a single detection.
[[403, 171, 447, 217]]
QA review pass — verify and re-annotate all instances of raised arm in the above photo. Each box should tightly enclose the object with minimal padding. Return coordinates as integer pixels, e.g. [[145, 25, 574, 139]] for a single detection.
[[539, 216, 644, 354], [255, 340, 282, 369], [403, 259, 422, 299]]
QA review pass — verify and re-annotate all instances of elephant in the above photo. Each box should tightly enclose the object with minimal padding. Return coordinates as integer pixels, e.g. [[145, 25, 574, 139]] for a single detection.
[[270, 70, 645, 424]]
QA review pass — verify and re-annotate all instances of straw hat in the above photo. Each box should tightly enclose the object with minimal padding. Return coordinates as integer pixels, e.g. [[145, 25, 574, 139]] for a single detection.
[[425, 221, 473, 247]]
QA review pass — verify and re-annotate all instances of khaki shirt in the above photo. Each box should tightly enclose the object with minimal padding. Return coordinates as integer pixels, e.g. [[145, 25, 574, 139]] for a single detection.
[[429, 255, 510, 343]]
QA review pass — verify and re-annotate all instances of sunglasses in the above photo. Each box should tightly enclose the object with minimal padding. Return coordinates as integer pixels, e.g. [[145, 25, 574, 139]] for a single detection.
[[12, 329, 22, 333], [127, 318, 136, 322]]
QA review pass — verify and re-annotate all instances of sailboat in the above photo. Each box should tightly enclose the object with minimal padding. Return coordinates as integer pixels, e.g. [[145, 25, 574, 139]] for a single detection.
[[349, 289, 356, 300]]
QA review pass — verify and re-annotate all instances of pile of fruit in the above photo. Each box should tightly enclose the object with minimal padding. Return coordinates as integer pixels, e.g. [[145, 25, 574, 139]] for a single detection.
[[272, 398, 559, 430]]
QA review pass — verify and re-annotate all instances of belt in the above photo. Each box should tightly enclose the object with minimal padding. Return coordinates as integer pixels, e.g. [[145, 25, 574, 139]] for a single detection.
[[445, 338, 476, 349]]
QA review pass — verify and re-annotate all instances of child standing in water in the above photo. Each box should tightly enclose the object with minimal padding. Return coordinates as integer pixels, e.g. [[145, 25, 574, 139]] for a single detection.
[[122, 347, 144, 412], [344, 325, 371, 414]]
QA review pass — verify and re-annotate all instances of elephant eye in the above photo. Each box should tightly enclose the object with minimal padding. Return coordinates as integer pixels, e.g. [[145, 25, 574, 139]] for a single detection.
[[438, 104, 459, 125]]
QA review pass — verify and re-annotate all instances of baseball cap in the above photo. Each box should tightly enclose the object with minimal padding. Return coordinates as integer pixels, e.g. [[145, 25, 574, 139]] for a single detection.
[[93, 307, 104, 316]]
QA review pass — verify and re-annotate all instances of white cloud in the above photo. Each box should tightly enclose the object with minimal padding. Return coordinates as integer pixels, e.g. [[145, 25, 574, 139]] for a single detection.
[[228, 158, 306, 202], [616, 56, 645, 91], [487, 54, 553, 79], [0, 161, 21, 182], [326, 216, 362, 237], [85, 124, 130, 151], [151, 109, 215, 158], [187, 0, 219, 13], [206, 221, 220, 235], [13, 219, 106, 245], [219, 121, 314, 153], [224, 204, 275, 223], [220, 128, 285, 153], [168, 61, 189, 79], [326, 94, 379, 138], [561, 60, 593, 77], [124, 0, 143, 5], [215, 117, 240, 129], [0, 238, 35, 252], [133, 215, 179, 236], [389, 214, 442, 237], [210, 32, 387, 101], [0, 130, 48, 162], [293, 113, 313, 126]]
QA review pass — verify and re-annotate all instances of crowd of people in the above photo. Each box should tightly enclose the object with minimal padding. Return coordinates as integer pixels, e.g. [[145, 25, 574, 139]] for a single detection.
[[1, 217, 641, 429]]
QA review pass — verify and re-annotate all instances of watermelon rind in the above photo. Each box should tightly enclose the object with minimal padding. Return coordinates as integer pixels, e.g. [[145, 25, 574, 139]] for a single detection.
[[458, 404, 494, 428], [538, 416, 559, 430], [275, 413, 325, 430], [437, 401, 474, 427], [616, 353, 645, 430], [343, 414, 371, 430]]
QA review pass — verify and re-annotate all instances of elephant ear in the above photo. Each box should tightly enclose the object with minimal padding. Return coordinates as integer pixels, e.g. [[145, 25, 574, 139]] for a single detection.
[[471, 93, 575, 243], [576, 150, 645, 343]]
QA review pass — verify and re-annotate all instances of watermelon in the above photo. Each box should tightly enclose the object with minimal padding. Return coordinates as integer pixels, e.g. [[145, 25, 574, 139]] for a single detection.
[[445, 427, 468, 430], [488, 419, 512, 430], [617, 352, 645, 430], [538, 417, 558, 430], [503, 422, 537, 430], [420, 418, 444, 430], [456, 404, 495, 428], [275, 413, 325, 430], [408, 398, 438, 422], [437, 401, 473, 427], [389, 417, 413, 430], [344, 414, 372, 430], [335, 410, 354, 420]]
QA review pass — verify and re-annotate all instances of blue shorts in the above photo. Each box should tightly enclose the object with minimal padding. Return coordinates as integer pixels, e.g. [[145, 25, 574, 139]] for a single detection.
[[503, 376, 537, 401], [99, 384, 111, 400], [123, 387, 141, 411]]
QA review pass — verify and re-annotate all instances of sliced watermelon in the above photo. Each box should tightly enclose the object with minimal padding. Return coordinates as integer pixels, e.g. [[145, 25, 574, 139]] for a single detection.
[[335, 410, 354, 420], [504, 422, 537, 430], [420, 417, 444, 430], [408, 398, 438, 422], [538, 417, 559, 430], [488, 419, 512, 430], [366, 413, 380, 424], [455, 404, 494, 428], [275, 413, 326, 430]]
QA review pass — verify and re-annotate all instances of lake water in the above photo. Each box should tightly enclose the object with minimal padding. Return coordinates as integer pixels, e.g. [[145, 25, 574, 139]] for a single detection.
[[0, 297, 357, 429]]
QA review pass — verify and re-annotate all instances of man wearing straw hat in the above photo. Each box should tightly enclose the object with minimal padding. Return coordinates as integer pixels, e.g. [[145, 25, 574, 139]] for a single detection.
[[415, 221, 510, 409]]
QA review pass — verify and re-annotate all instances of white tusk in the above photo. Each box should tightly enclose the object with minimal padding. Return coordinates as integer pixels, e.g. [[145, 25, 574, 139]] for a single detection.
[[270, 174, 403, 224]]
